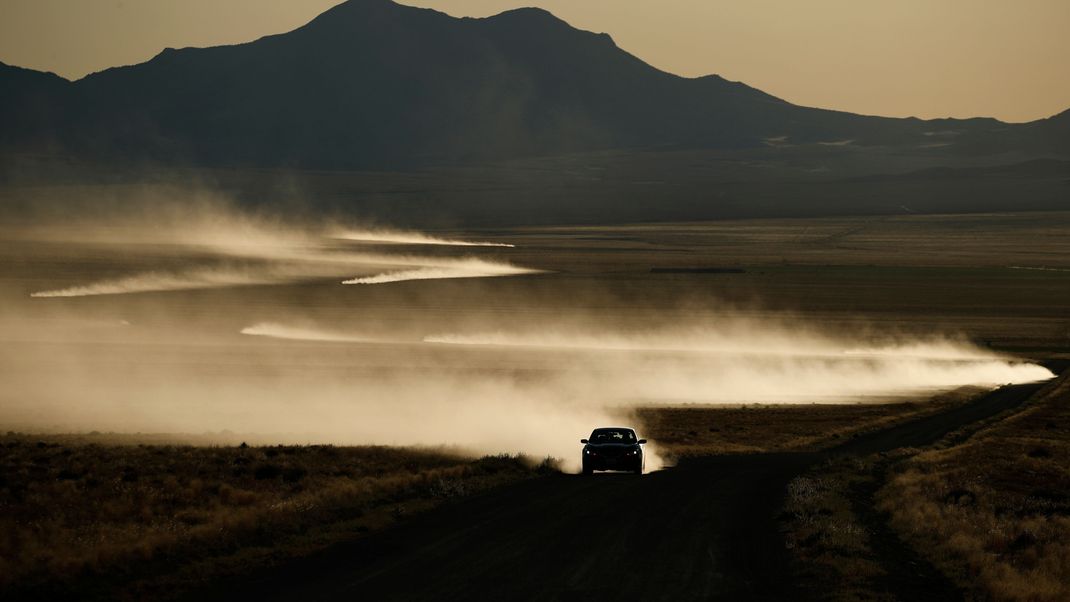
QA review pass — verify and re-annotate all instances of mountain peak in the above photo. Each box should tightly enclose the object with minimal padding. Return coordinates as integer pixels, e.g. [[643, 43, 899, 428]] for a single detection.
[[331, 0, 401, 10], [304, 0, 419, 27], [491, 7, 564, 21], [484, 6, 586, 35]]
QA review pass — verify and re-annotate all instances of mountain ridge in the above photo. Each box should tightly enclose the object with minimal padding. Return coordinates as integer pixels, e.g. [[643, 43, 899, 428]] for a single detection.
[[0, 0, 1066, 168]]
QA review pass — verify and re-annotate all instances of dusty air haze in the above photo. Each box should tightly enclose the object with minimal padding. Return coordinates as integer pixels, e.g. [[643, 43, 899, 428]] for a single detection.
[[0, 192, 1054, 472], [1, 0, 1068, 122]]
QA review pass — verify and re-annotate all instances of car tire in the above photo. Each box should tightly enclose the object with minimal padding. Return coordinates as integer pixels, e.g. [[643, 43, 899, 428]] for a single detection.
[[582, 462, 593, 475]]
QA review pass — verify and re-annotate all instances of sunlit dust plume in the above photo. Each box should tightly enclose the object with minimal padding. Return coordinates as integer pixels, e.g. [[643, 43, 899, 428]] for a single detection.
[[5, 199, 1054, 475], [334, 229, 514, 247], [219, 318, 1055, 471], [421, 331, 1014, 362], [417, 328, 1054, 396], [343, 260, 537, 285], [17, 197, 535, 297], [28, 224, 537, 297], [241, 323, 385, 343], [28, 264, 328, 298]]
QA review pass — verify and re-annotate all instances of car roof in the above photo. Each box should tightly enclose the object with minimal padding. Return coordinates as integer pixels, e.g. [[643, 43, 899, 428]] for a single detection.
[[591, 426, 636, 433]]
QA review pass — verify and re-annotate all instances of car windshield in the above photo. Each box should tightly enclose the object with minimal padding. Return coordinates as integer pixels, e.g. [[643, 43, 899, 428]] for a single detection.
[[589, 429, 636, 444]]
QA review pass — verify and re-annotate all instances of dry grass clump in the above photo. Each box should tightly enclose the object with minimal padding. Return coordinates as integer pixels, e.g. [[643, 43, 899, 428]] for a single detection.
[[782, 458, 889, 601], [878, 375, 1070, 601], [0, 437, 556, 599], [637, 386, 985, 459]]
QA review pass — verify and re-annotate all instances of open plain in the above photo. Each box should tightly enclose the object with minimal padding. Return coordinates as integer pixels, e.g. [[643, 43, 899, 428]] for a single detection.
[[2, 208, 1068, 599]]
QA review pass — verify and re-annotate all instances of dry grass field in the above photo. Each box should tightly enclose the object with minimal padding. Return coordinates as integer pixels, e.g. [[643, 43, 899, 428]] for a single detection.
[[878, 374, 1070, 601], [0, 437, 555, 600], [782, 373, 1070, 602], [783, 456, 892, 601]]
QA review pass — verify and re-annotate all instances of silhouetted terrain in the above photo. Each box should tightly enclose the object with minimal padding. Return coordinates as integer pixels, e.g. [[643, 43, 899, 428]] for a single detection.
[[1, 0, 1068, 225], [1, 0, 1068, 171]]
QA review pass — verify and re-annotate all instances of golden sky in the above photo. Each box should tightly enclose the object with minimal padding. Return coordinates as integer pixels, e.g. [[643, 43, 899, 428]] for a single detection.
[[1, 0, 1067, 122]]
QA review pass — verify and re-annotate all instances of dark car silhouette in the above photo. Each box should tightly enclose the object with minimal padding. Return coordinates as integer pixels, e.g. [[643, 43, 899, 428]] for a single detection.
[[581, 427, 646, 475]]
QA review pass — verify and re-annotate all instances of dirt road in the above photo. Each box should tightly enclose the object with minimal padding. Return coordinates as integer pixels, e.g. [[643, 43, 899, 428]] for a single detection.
[[199, 380, 1050, 601]]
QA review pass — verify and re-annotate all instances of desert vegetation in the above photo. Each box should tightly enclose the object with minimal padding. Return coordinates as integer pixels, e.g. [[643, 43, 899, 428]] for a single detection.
[[879, 373, 1070, 601], [782, 456, 890, 601], [781, 370, 1070, 601], [0, 437, 556, 600]]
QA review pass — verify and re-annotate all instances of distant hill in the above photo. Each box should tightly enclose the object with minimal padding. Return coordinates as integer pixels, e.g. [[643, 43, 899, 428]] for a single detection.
[[1, 0, 1067, 169]]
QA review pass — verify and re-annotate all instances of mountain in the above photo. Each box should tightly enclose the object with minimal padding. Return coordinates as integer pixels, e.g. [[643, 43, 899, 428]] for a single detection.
[[0, 0, 1067, 169], [0, 62, 70, 150]]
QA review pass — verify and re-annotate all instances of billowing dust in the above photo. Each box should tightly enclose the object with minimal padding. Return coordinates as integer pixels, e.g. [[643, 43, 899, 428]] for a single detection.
[[0, 199, 1053, 471]]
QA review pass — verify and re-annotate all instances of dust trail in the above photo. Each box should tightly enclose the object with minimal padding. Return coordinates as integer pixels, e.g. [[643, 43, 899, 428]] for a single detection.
[[28, 223, 537, 297], [30, 254, 536, 297], [6, 199, 1054, 474], [241, 323, 386, 343], [246, 322, 1054, 399], [420, 328, 1056, 395], [343, 260, 537, 285], [220, 318, 1053, 472], [422, 331, 1002, 362], [29, 264, 331, 298], [335, 229, 514, 247], [19, 199, 535, 297]]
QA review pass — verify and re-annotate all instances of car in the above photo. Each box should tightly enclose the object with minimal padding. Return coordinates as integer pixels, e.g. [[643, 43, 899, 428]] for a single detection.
[[580, 427, 647, 475]]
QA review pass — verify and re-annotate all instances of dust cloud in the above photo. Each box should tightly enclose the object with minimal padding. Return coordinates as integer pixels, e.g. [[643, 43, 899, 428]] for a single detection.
[[30, 256, 537, 297], [343, 259, 536, 285], [334, 229, 514, 247], [243, 320, 1051, 404], [17, 200, 535, 298], [241, 322, 387, 343], [0, 199, 1054, 472], [418, 327, 1052, 401], [30, 263, 331, 297]]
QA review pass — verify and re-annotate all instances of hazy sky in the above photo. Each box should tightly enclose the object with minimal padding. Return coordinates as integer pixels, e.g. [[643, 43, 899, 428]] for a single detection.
[[1, 0, 1067, 122]]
